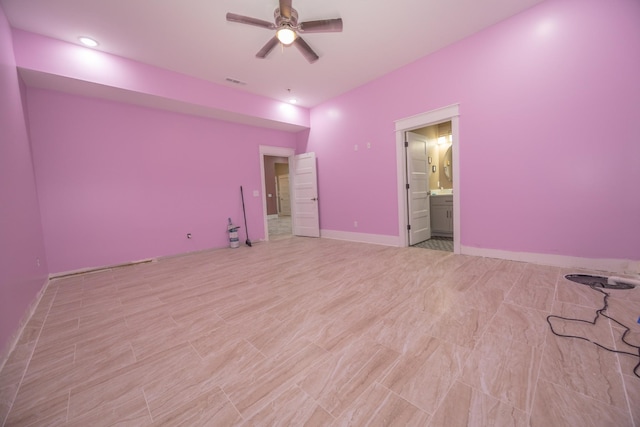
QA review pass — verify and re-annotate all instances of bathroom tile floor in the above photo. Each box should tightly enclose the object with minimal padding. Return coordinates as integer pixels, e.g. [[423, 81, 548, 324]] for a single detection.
[[412, 237, 454, 252], [1, 237, 639, 426]]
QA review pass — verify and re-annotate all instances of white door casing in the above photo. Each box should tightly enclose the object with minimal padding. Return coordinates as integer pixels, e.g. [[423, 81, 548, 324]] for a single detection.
[[394, 104, 460, 253], [290, 152, 320, 237], [406, 131, 431, 245]]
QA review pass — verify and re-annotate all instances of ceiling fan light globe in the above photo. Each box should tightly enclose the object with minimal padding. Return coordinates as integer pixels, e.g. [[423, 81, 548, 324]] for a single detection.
[[276, 27, 296, 45]]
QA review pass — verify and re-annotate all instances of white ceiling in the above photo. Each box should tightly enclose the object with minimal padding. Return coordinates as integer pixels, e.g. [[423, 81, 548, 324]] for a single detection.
[[1, 0, 545, 108]]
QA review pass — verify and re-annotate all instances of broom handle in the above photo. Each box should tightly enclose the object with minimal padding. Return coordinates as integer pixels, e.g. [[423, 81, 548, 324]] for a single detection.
[[241, 186, 249, 234]]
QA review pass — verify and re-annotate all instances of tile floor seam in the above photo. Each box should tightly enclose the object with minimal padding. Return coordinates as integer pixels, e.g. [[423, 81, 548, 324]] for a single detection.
[[187, 340, 205, 360], [528, 278, 558, 419], [65, 390, 70, 424], [459, 378, 529, 413], [141, 387, 154, 423], [218, 386, 245, 422], [243, 338, 267, 360], [540, 376, 632, 417], [362, 383, 393, 422], [609, 317, 637, 427], [449, 293, 525, 414], [127, 342, 137, 363], [382, 381, 432, 419]]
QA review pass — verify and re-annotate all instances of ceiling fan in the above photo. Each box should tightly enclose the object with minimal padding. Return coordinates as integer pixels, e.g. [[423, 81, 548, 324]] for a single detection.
[[226, 0, 343, 63]]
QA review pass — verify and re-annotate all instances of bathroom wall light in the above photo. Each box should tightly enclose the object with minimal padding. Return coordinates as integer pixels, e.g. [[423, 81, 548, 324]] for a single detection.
[[437, 134, 453, 145], [79, 37, 98, 47]]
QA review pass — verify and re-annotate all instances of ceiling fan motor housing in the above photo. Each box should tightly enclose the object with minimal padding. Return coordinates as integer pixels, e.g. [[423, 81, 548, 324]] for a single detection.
[[275, 8, 298, 28]]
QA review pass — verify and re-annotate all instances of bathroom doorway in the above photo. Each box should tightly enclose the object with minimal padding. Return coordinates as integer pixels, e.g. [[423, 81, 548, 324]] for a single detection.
[[395, 105, 460, 254], [406, 122, 454, 252]]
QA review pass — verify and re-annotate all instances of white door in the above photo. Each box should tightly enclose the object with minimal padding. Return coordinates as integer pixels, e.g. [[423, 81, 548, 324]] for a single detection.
[[290, 152, 320, 237], [277, 175, 291, 215], [406, 132, 431, 245]]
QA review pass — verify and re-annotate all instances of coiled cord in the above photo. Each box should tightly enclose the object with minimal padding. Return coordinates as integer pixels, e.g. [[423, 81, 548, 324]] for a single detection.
[[546, 284, 640, 379]]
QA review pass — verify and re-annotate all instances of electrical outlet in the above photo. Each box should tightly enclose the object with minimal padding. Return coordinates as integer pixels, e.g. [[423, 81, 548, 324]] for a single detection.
[[367, 142, 371, 149], [354, 144, 358, 151], [36, 257, 40, 267], [354, 221, 358, 228], [186, 233, 192, 239]]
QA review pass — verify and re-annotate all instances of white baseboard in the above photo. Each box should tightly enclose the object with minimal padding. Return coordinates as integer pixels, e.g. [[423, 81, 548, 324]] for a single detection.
[[320, 229, 400, 247], [461, 245, 640, 276], [318, 230, 638, 276], [267, 214, 279, 219], [0, 278, 50, 373], [50, 257, 156, 279]]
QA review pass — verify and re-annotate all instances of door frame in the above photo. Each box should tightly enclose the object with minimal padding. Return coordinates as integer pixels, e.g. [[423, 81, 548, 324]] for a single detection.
[[260, 145, 295, 241], [395, 104, 460, 253]]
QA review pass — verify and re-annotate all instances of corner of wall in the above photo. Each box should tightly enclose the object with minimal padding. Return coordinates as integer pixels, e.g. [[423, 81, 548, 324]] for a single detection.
[[0, 278, 51, 373]]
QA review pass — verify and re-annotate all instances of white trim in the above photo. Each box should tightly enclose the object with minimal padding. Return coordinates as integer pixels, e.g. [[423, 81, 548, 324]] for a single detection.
[[321, 229, 400, 247], [395, 104, 460, 131], [50, 258, 155, 279], [461, 245, 640, 276], [259, 145, 295, 241], [267, 214, 279, 219], [395, 104, 461, 253], [0, 278, 50, 373]]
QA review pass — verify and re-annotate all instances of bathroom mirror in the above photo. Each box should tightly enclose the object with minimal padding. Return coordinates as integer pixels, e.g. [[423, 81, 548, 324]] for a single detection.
[[444, 146, 453, 181]]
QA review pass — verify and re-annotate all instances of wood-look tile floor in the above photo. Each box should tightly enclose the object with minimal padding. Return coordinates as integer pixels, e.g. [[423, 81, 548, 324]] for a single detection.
[[1, 237, 639, 426]]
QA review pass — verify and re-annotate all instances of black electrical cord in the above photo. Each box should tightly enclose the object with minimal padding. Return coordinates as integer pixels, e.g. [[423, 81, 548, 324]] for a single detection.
[[546, 284, 640, 379]]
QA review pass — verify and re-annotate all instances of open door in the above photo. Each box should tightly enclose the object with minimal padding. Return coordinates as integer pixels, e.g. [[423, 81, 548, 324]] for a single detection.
[[290, 152, 320, 237], [406, 132, 431, 245]]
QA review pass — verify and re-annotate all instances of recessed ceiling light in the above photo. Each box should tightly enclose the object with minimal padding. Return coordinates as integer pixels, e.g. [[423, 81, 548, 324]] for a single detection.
[[286, 88, 297, 104], [78, 37, 98, 47]]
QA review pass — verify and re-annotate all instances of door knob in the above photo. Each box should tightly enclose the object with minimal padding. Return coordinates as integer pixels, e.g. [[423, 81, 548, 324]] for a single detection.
[[311, 197, 318, 201]]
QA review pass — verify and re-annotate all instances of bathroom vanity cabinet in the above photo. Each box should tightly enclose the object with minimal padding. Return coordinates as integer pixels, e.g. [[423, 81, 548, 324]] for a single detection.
[[431, 195, 453, 236]]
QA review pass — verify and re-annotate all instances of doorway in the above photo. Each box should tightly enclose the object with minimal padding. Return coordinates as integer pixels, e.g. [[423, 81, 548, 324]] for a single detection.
[[407, 122, 454, 252], [260, 146, 295, 241], [263, 155, 292, 240], [395, 105, 460, 254]]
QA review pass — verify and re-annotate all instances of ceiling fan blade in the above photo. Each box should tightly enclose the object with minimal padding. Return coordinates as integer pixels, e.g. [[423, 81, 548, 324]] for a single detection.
[[226, 13, 275, 30], [299, 18, 343, 33], [256, 36, 280, 59], [279, 0, 293, 19], [294, 37, 319, 63]]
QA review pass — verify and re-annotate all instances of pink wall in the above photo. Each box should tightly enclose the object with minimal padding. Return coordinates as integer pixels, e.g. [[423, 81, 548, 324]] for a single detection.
[[27, 88, 298, 273], [0, 7, 48, 352], [304, 0, 640, 260]]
